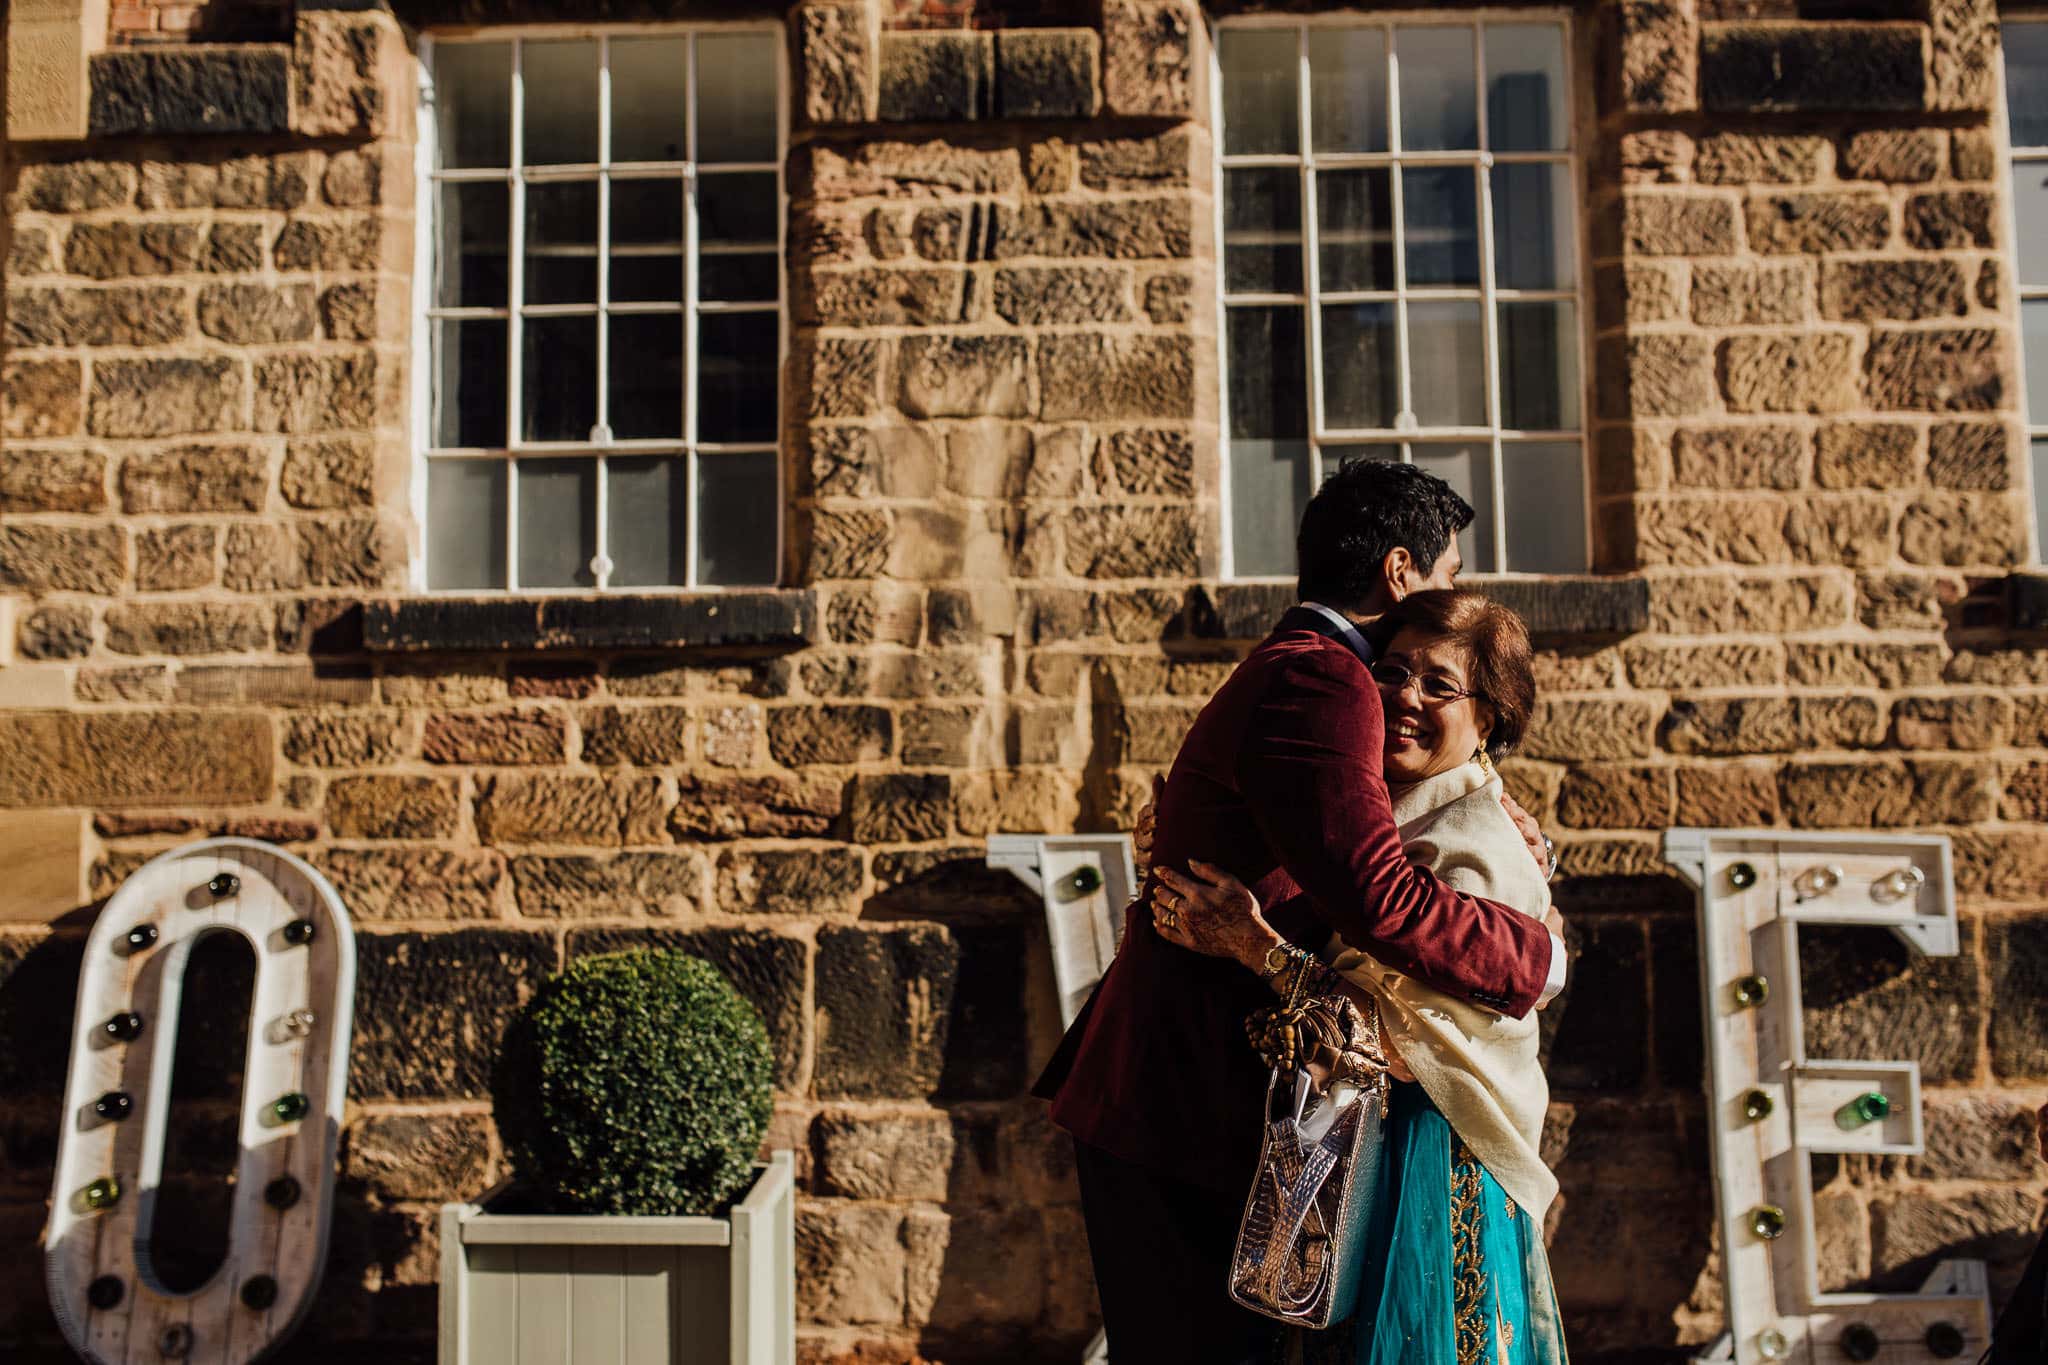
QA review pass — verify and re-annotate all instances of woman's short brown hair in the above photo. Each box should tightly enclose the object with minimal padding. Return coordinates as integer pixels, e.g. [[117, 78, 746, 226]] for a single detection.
[[1377, 589, 1536, 760]]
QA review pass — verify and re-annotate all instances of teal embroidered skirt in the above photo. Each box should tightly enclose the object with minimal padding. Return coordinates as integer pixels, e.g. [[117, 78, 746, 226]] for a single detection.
[[1300, 1083, 1568, 1365]]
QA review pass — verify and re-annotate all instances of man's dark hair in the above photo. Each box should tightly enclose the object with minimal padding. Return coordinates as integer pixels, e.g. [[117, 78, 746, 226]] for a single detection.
[[1295, 458, 1475, 610]]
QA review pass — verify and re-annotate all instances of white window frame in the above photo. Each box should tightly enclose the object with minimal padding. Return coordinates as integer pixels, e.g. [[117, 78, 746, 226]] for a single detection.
[[1999, 12, 2048, 564], [412, 23, 788, 595], [1212, 9, 1591, 579]]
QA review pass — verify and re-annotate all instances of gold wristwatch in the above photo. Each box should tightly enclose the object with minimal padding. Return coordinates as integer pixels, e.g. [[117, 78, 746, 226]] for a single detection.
[[1259, 943, 1294, 980]]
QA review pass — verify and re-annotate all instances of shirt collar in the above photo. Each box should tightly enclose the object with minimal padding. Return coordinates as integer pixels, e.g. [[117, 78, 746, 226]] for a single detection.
[[1298, 601, 1377, 665]]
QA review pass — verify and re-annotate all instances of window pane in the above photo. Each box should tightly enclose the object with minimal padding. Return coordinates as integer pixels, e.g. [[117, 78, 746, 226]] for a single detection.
[[433, 319, 507, 449], [1220, 30, 1299, 156], [1402, 166, 1480, 288], [428, 460, 509, 589], [522, 40, 599, 166], [611, 178, 684, 302], [516, 458, 597, 588], [697, 452, 779, 585], [697, 34, 778, 164], [1322, 443, 1402, 469], [699, 172, 780, 302], [1396, 26, 1477, 151], [2008, 22, 2048, 148], [1502, 441, 1584, 572], [1407, 300, 1486, 427], [609, 314, 684, 439], [610, 38, 688, 163], [1318, 169, 1395, 293], [1309, 27, 1388, 153], [2035, 440, 2048, 554], [1484, 24, 1567, 152], [2027, 300, 2048, 423], [524, 181, 597, 305], [1225, 168, 1303, 295], [1321, 302, 1399, 430], [439, 182, 509, 308], [522, 315, 597, 441], [435, 42, 511, 169], [1491, 164, 1575, 291], [1227, 306, 1307, 439], [1499, 301, 1579, 432], [1412, 444, 1495, 572], [1231, 441, 1312, 577], [697, 312, 779, 443], [2016, 160, 2048, 287], [608, 455, 689, 588]]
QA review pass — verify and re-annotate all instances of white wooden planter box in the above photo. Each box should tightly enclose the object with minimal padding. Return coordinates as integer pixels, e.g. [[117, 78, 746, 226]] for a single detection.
[[439, 1151, 795, 1365]]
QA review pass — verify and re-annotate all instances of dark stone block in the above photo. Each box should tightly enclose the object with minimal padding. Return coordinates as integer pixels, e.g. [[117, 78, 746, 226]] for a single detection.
[[814, 924, 959, 1099], [350, 930, 558, 1101], [1989, 913, 2048, 1079], [996, 30, 1101, 119], [879, 32, 994, 122], [90, 47, 291, 137], [937, 922, 1031, 1101], [566, 927, 810, 1088], [1700, 23, 1926, 112], [1651, 918, 1706, 1090], [1543, 917, 1648, 1092], [362, 590, 819, 653], [1802, 919, 1980, 1083], [2007, 571, 2048, 632]]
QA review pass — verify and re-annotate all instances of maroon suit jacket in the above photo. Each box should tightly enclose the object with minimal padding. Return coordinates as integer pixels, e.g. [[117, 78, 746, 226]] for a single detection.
[[1033, 606, 1555, 1193]]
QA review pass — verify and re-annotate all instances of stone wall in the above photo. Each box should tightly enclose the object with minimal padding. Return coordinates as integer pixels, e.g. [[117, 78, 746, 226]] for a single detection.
[[3, 2, 2048, 1363], [109, 0, 293, 43]]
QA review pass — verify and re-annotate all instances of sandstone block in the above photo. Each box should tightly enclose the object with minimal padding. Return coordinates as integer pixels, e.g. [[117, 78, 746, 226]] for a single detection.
[[794, 140, 1023, 201], [578, 704, 694, 766], [850, 773, 954, 842], [1819, 258, 1965, 321], [200, 223, 264, 273], [345, 1112, 490, 1203], [0, 448, 105, 515], [793, 1, 873, 125], [1925, 0, 1999, 112], [1039, 335, 1192, 420], [1784, 494, 1894, 567], [1556, 765, 1673, 829], [1904, 1097, 2039, 1181], [1745, 194, 1890, 254], [1065, 506, 1199, 578], [1622, 194, 1739, 256], [1867, 327, 2007, 411], [900, 706, 980, 766], [898, 335, 1030, 418], [1841, 129, 1943, 182], [1079, 130, 1189, 191], [292, 11, 398, 139], [92, 46, 290, 135], [1954, 829, 2048, 901], [1674, 763, 1780, 826], [63, 222, 201, 279], [1619, 1, 1698, 112], [220, 523, 302, 592], [996, 30, 1099, 119], [7, 286, 189, 350], [815, 923, 957, 1097], [1631, 495, 1789, 567], [955, 769, 1082, 836], [1894, 693, 2011, 751], [253, 352, 387, 433], [281, 436, 377, 509], [1790, 641, 1946, 688], [1102, 0, 1197, 115], [1618, 129, 1695, 184], [8, 226, 59, 277], [1803, 917, 1979, 1087], [507, 852, 704, 917], [135, 524, 217, 592], [139, 153, 311, 210], [120, 442, 268, 514], [197, 283, 318, 344], [768, 704, 893, 766], [1521, 698, 1655, 761], [815, 1110, 954, 1201], [0, 525, 125, 594], [3, 360, 83, 441], [422, 710, 566, 766], [1623, 640, 1785, 690], [1101, 428, 1195, 497], [992, 266, 1133, 325], [1927, 420, 2014, 490], [671, 773, 842, 841], [797, 1203, 908, 1327], [1719, 333, 1855, 413], [20, 161, 136, 212], [0, 711, 271, 807], [1145, 272, 1195, 323], [808, 510, 891, 580], [284, 712, 408, 766], [1596, 334, 1715, 419], [992, 199, 1193, 260], [803, 267, 968, 328], [1857, 571, 1958, 629], [702, 706, 761, 768], [1780, 759, 1913, 826], [1690, 261, 1810, 326], [1875, 1189, 2042, 1282], [1701, 23, 1924, 111], [1993, 914, 2048, 1073], [314, 846, 503, 921], [1693, 133, 1826, 185], [879, 32, 992, 121], [1952, 127, 1996, 180], [351, 930, 557, 1099], [325, 775, 461, 840], [1671, 425, 1804, 488], [1814, 422, 1920, 489], [475, 774, 668, 847], [20, 604, 93, 661], [716, 845, 864, 917], [1898, 492, 2027, 566], [90, 357, 242, 438]]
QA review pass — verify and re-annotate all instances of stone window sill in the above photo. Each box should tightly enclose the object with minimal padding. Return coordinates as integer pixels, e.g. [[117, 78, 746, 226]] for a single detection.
[[361, 590, 820, 654], [1185, 577, 1651, 642]]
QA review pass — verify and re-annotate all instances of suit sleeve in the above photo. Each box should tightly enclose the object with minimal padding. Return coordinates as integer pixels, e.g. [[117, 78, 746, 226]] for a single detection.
[[1234, 647, 1553, 1017]]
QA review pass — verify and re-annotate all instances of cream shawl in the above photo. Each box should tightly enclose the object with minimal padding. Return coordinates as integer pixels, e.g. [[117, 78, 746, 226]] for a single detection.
[[1325, 760, 1557, 1218]]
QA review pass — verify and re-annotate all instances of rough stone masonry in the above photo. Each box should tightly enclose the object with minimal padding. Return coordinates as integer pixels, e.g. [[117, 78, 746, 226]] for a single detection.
[[2, 1, 2048, 1362]]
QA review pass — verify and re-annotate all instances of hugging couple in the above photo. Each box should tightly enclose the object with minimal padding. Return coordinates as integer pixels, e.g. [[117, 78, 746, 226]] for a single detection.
[[1036, 460, 1573, 1365]]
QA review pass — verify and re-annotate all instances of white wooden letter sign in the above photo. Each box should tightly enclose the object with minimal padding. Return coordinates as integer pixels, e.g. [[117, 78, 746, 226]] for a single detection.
[[1666, 828, 1989, 1365], [46, 838, 357, 1365]]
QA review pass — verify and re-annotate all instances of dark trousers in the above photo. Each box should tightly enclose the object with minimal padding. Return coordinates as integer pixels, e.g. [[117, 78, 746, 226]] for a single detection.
[[1074, 1140, 1280, 1365]]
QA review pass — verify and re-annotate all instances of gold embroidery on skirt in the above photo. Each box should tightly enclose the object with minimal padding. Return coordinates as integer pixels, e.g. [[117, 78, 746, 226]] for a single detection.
[[1450, 1141, 1489, 1365]]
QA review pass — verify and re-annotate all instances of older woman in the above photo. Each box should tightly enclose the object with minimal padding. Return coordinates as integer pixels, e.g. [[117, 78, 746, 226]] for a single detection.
[[1150, 588, 1567, 1365]]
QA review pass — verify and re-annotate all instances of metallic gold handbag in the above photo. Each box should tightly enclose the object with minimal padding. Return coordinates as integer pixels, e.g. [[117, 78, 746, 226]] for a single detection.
[[1227, 994, 1393, 1329]]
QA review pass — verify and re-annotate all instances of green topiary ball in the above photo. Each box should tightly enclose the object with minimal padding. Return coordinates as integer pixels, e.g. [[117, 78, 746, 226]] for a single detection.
[[492, 950, 774, 1217]]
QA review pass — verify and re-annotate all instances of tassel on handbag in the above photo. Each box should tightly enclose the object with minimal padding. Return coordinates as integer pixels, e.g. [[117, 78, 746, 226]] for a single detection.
[[1228, 993, 1394, 1329]]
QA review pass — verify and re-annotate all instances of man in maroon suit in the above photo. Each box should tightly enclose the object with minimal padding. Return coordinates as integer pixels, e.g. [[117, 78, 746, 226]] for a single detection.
[[1034, 460, 1567, 1362]]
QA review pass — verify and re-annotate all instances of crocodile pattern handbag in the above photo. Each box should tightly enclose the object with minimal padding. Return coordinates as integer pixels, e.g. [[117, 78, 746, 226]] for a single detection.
[[1228, 995, 1393, 1329]]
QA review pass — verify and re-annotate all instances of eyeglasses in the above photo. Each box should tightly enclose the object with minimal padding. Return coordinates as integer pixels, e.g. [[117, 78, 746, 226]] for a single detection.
[[1369, 662, 1481, 706]]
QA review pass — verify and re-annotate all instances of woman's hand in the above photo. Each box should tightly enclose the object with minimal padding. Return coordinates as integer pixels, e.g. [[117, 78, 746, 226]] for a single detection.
[[1132, 774, 1164, 874], [1150, 859, 1284, 972]]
